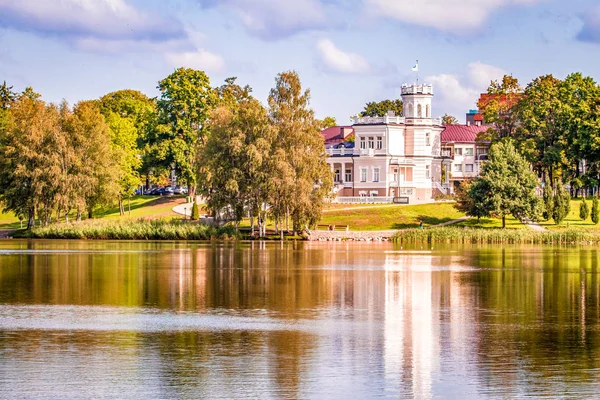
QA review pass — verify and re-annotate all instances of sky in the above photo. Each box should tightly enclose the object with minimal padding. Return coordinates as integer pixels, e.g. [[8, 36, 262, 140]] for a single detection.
[[1, 0, 600, 125]]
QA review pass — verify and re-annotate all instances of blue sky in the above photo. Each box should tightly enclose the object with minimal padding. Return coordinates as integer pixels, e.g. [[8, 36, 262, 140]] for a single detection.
[[1, 0, 599, 124]]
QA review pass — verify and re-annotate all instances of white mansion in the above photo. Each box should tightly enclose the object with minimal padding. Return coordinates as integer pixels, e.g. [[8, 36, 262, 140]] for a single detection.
[[322, 83, 490, 203]]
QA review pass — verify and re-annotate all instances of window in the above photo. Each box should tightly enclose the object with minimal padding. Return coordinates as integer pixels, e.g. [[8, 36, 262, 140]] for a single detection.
[[426, 165, 430, 179], [465, 148, 474, 156], [393, 168, 398, 182], [454, 164, 463, 172], [476, 147, 487, 157], [455, 148, 463, 156], [425, 132, 431, 146], [377, 136, 383, 149], [475, 121, 481, 126], [368, 137, 374, 149], [426, 104, 430, 118], [465, 164, 474, 173], [360, 137, 366, 149], [407, 103, 414, 117], [417, 104, 422, 118], [345, 169, 352, 182], [370, 191, 378, 197], [360, 168, 367, 182], [373, 168, 380, 182], [334, 169, 340, 182]]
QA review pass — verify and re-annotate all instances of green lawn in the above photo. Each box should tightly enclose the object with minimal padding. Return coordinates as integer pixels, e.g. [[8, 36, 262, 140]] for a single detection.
[[539, 198, 600, 230], [0, 196, 184, 229], [0, 210, 20, 229], [455, 215, 527, 229], [319, 202, 465, 231]]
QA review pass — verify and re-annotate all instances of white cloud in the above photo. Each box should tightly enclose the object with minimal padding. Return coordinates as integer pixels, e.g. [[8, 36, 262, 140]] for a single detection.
[[466, 62, 507, 89], [199, 0, 329, 39], [0, 0, 184, 41], [166, 49, 225, 72], [426, 62, 507, 119], [577, 5, 600, 43], [316, 39, 370, 74], [365, 0, 546, 35]]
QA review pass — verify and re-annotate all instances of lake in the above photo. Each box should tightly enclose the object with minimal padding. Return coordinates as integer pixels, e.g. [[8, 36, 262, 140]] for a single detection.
[[1, 240, 599, 399]]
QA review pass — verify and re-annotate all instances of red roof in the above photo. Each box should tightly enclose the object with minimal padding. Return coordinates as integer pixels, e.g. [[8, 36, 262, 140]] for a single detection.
[[441, 124, 491, 144], [321, 126, 354, 145]]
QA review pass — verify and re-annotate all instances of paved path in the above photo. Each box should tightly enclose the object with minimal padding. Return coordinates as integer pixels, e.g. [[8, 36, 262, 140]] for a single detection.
[[172, 202, 194, 217], [323, 200, 453, 213], [430, 216, 469, 227], [526, 222, 546, 232]]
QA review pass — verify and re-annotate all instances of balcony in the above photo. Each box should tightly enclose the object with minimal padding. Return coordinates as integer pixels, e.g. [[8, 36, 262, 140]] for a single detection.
[[441, 149, 453, 158], [326, 147, 358, 157]]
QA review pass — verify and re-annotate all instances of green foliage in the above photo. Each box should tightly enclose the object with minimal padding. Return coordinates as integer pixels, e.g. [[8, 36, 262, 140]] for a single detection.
[[319, 116, 337, 129], [154, 68, 217, 196], [464, 140, 541, 228], [191, 202, 199, 220], [580, 197, 590, 221], [454, 180, 488, 220], [0, 81, 16, 110], [394, 227, 600, 245], [552, 185, 570, 224], [542, 183, 554, 220], [24, 219, 239, 240], [359, 99, 403, 117], [268, 71, 333, 232], [441, 114, 459, 125], [478, 75, 522, 142], [593, 197, 600, 225]]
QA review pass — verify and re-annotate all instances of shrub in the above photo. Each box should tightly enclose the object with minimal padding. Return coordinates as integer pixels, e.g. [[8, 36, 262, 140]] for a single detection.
[[191, 202, 200, 220], [593, 197, 600, 225], [580, 197, 590, 220], [552, 185, 570, 225]]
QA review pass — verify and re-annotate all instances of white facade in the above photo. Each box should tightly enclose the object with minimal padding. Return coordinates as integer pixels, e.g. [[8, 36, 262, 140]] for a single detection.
[[326, 84, 445, 203]]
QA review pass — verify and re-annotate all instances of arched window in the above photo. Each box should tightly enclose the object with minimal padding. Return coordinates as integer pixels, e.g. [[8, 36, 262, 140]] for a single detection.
[[407, 103, 414, 117], [426, 104, 430, 118], [417, 104, 422, 118]]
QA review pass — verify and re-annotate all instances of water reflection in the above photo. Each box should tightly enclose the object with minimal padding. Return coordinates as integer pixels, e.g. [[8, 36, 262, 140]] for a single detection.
[[1, 241, 600, 398]]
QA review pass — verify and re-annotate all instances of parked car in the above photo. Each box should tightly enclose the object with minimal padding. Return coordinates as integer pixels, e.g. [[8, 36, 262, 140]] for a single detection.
[[158, 187, 174, 196], [173, 186, 184, 195]]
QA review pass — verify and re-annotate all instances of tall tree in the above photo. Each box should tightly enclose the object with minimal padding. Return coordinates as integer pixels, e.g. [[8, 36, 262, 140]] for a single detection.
[[0, 88, 62, 227], [0, 81, 17, 110], [466, 140, 541, 228], [268, 71, 333, 232], [154, 68, 217, 197], [478, 75, 522, 142], [442, 114, 459, 125], [202, 97, 275, 228], [359, 99, 403, 117], [318, 116, 337, 129]]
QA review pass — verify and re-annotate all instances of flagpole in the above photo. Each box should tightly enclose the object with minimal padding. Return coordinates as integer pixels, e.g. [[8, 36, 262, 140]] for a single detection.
[[416, 59, 419, 85]]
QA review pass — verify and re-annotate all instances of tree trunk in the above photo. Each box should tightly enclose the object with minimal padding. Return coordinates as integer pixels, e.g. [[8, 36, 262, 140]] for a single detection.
[[88, 209, 93, 219], [27, 207, 35, 230], [76, 209, 82, 222], [502, 215, 506, 229], [119, 197, 124, 216], [285, 208, 290, 232]]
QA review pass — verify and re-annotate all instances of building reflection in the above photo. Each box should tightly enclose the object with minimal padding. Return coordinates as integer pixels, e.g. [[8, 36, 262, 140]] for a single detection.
[[2, 242, 600, 397]]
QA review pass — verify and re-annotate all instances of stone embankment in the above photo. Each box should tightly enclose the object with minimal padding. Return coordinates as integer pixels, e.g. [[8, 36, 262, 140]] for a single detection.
[[308, 230, 397, 242]]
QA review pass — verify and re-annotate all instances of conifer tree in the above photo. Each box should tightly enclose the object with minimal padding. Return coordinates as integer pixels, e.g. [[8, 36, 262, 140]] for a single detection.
[[592, 197, 600, 225], [580, 197, 590, 221], [552, 185, 570, 225]]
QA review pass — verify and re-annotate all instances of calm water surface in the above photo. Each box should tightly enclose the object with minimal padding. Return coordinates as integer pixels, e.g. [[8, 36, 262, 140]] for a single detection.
[[1, 240, 600, 399]]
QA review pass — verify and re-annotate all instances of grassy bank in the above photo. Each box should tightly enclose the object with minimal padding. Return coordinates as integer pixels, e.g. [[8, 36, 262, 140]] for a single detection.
[[395, 227, 600, 245], [20, 219, 239, 240], [319, 202, 464, 230]]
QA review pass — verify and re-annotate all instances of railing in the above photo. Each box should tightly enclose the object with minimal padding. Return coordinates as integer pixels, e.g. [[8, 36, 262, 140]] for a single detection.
[[351, 115, 405, 125], [441, 149, 453, 158], [326, 148, 358, 156], [333, 196, 395, 204], [401, 84, 433, 95], [359, 148, 375, 157], [390, 158, 415, 165]]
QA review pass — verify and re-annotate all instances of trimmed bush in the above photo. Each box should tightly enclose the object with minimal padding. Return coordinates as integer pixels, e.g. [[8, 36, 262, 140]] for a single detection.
[[580, 197, 590, 220], [592, 197, 600, 225], [191, 202, 200, 220]]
